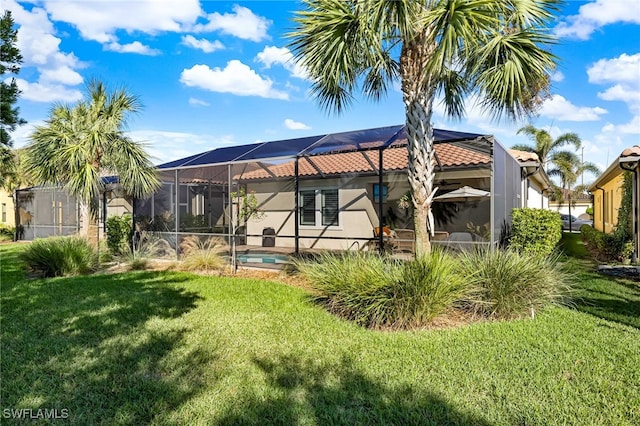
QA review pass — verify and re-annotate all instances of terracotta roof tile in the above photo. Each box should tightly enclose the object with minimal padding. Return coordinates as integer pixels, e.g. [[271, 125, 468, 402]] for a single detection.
[[239, 143, 490, 180], [509, 149, 540, 163], [620, 145, 640, 159]]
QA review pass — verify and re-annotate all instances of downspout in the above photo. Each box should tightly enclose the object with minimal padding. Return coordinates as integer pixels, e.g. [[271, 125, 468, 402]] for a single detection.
[[294, 157, 300, 255], [523, 165, 541, 208], [595, 185, 605, 232], [378, 147, 384, 254]]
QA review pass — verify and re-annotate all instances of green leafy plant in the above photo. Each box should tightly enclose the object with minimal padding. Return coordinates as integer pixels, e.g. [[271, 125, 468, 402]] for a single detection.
[[458, 248, 573, 319], [509, 208, 562, 256], [0, 224, 14, 242], [106, 214, 132, 256], [296, 250, 467, 328], [230, 187, 264, 225], [585, 206, 594, 218], [179, 235, 228, 272], [19, 236, 97, 277]]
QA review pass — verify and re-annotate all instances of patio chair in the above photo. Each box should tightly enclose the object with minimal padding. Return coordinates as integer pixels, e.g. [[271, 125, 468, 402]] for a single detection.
[[372, 226, 397, 251], [393, 228, 415, 253]]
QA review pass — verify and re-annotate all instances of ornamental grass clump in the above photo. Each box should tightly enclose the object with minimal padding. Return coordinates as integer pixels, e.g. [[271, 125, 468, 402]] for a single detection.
[[179, 235, 228, 272], [296, 250, 467, 329], [458, 248, 573, 319], [19, 236, 97, 278]]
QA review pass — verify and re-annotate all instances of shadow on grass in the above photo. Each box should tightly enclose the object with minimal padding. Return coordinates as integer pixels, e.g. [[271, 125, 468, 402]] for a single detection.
[[567, 259, 640, 329], [1, 270, 212, 424], [217, 354, 491, 426]]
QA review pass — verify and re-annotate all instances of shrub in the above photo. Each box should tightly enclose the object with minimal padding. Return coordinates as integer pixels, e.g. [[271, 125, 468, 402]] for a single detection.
[[458, 248, 573, 319], [19, 236, 97, 277], [296, 250, 468, 328], [123, 231, 175, 270], [509, 208, 562, 256], [179, 235, 228, 272], [0, 224, 14, 242], [106, 214, 132, 256], [581, 225, 629, 261]]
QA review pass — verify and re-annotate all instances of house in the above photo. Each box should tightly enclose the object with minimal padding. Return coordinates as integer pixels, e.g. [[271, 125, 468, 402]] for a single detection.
[[0, 189, 15, 228], [548, 189, 592, 219], [140, 124, 551, 254], [589, 146, 640, 258]]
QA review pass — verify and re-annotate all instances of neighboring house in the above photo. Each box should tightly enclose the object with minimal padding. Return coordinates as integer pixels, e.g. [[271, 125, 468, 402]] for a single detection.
[[509, 149, 552, 210], [141, 124, 551, 253], [0, 189, 15, 227], [589, 145, 640, 258], [548, 189, 592, 220]]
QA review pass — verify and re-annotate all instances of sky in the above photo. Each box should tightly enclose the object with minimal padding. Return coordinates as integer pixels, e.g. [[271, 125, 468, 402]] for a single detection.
[[3, 0, 640, 183]]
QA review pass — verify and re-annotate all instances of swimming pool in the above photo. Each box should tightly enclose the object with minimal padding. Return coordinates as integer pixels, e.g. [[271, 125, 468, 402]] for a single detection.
[[235, 252, 291, 266]]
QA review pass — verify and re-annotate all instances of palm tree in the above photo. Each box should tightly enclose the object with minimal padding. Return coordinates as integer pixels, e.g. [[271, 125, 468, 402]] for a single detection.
[[288, 0, 560, 255], [23, 80, 159, 241], [512, 124, 582, 170], [547, 151, 600, 232]]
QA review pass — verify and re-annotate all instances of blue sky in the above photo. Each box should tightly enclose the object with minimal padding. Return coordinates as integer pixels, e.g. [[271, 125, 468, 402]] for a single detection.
[[3, 0, 640, 182]]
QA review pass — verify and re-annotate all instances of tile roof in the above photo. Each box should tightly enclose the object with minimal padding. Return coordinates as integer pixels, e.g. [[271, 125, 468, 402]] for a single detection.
[[551, 188, 592, 202], [620, 145, 640, 160], [238, 143, 490, 180], [509, 149, 540, 163]]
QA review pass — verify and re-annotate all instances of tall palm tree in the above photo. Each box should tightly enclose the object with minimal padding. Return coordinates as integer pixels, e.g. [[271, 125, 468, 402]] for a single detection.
[[289, 0, 560, 255], [23, 80, 159, 240], [547, 151, 600, 232], [512, 124, 582, 170]]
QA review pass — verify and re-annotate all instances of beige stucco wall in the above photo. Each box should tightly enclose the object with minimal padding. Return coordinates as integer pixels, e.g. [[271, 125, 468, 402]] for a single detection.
[[0, 190, 15, 227], [592, 173, 624, 233]]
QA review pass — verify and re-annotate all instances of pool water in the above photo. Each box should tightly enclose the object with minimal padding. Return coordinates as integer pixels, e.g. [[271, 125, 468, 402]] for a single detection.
[[236, 253, 291, 265]]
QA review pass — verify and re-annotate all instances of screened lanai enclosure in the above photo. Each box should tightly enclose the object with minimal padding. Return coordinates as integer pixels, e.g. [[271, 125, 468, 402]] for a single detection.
[[135, 125, 523, 262]]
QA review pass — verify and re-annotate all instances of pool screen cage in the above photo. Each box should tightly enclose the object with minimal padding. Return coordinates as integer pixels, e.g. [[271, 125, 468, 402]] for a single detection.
[[15, 186, 80, 240], [133, 124, 523, 262]]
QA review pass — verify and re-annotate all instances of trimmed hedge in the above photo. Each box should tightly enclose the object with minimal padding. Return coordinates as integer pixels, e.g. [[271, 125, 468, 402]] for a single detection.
[[509, 208, 562, 257], [106, 214, 132, 256]]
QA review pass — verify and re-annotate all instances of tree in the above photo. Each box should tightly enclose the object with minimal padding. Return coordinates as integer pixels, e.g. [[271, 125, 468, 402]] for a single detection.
[[23, 80, 160, 241], [512, 124, 581, 170], [0, 10, 26, 184], [547, 151, 600, 232], [289, 0, 560, 255]]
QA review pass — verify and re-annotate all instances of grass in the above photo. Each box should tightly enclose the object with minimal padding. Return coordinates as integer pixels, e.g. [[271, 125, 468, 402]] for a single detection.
[[1, 242, 639, 425]]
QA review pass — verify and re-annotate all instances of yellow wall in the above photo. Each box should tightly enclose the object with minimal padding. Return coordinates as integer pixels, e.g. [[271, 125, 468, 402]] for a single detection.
[[0, 190, 15, 227], [592, 173, 624, 233]]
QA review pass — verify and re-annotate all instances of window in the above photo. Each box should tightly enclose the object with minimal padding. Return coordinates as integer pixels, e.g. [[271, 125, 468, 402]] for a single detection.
[[373, 184, 388, 203], [299, 189, 339, 227], [300, 190, 316, 226], [1, 203, 5, 223]]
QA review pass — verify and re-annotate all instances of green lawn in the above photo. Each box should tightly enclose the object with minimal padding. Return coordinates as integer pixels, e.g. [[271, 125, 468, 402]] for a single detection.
[[1, 242, 639, 425]]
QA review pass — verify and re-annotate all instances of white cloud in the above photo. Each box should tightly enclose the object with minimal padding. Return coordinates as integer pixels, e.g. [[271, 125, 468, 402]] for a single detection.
[[539, 95, 607, 121], [181, 35, 224, 53], [588, 53, 640, 86], [13, 78, 83, 103], [255, 46, 308, 79], [192, 5, 270, 42], [41, 0, 202, 44], [127, 129, 237, 164], [598, 84, 640, 105], [284, 119, 310, 130], [179, 61, 289, 100], [601, 115, 640, 135], [105, 41, 160, 56], [554, 0, 640, 40], [551, 71, 565, 82], [39, 66, 83, 86], [188, 97, 210, 107]]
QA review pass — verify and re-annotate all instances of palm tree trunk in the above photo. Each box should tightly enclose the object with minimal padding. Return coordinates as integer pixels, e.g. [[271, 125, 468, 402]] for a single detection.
[[401, 32, 437, 256]]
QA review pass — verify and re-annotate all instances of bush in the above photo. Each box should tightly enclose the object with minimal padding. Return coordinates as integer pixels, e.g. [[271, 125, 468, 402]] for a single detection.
[[580, 225, 630, 261], [106, 214, 132, 256], [179, 235, 228, 272], [19, 236, 97, 277], [296, 250, 468, 328], [0, 224, 14, 242], [458, 248, 573, 319], [509, 208, 562, 256]]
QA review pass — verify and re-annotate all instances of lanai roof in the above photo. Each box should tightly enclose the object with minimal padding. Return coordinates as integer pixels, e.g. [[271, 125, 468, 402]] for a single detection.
[[157, 125, 488, 170]]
